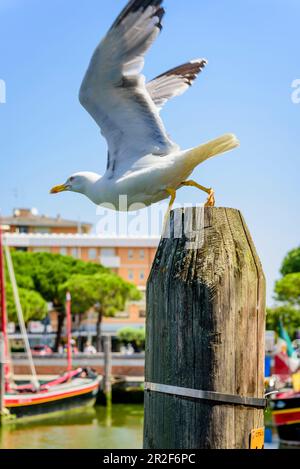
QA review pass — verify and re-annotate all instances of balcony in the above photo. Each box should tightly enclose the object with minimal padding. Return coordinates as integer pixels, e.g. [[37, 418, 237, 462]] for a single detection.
[[100, 256, 121, 268]]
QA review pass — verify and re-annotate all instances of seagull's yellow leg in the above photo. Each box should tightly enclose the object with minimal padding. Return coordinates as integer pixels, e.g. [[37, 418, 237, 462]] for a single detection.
[[181, 180, 215, 207], [163, 188, 177, 227], [166, 188, 177, 211]]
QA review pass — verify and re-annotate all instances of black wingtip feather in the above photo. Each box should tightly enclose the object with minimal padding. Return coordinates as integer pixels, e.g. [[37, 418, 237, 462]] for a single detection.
[[155, 7, 165, 30], [154, 60, 208, 86], [112, 0, 164, 29]]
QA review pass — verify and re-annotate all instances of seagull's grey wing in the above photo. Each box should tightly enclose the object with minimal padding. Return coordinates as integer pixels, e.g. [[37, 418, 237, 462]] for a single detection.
[[147, 59, 208, 111], [79, 0, 178, 173]]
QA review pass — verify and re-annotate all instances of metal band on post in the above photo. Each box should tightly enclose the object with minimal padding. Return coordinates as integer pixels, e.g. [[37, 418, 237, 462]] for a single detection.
[[145, 382, 267, 409]]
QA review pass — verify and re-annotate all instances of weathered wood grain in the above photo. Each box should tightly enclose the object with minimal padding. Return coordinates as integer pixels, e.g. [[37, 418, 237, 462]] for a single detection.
[[144, 207, 266, 449]]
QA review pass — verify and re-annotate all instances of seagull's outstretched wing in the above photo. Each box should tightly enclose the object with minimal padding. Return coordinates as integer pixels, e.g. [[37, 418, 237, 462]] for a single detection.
[[79, 0, 177, 173], [147, 59, 208, 112]]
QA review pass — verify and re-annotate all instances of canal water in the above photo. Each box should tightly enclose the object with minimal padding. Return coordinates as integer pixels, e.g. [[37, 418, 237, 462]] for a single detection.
[[0, 404, 144, 450], [0, 405, 285, 449]]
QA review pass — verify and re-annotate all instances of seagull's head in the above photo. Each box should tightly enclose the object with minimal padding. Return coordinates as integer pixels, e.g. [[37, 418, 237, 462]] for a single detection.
[[50, 172, 100, 197]]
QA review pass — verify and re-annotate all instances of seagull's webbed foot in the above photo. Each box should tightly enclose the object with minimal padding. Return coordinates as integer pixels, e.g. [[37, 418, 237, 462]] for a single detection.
[[181, 180, 216, 207], [205, 189, 215, 207]]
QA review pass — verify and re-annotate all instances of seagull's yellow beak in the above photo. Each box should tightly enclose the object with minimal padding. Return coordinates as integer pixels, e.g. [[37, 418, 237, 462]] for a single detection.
[[50, 183, 69, 194]]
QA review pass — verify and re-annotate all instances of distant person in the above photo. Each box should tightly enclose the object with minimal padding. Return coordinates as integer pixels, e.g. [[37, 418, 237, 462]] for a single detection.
[[84, 342, 97, 355], [126, 344, 135, 355], [71, 339, 79, 355], [63, 339, 78, 355]]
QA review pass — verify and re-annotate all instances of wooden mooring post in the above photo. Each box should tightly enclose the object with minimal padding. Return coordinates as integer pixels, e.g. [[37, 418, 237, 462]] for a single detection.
[[103, 335, 112, 406], [144, 207, 266, 449]]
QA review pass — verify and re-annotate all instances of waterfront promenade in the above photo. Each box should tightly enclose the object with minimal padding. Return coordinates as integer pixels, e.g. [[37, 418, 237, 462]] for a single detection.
[[11, 353, 145, 377]]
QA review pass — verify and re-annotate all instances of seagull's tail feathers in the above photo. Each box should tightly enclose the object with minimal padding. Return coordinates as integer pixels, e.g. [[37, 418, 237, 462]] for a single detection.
[[187, 133, 240, 167]]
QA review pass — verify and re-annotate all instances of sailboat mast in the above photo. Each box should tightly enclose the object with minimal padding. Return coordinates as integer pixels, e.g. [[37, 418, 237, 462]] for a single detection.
[[0, 223, 10, 390], [5, 244, 39, 390], [66, 292, 72, 372]]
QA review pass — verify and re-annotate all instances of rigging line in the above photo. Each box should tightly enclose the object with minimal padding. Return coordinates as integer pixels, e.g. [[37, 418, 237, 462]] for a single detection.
[[4, 244, 40, 391]]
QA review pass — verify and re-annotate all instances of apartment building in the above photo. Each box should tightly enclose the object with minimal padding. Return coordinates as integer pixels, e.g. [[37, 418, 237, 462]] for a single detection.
[[2, 208, 91, 235], [3, 209, 160, 333], [5, 232, 159, 289]]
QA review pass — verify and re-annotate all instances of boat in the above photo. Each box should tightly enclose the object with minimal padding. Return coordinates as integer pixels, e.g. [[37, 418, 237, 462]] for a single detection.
[[271, 389, 300, 446], [266, 321, 300, 446], [269, 364, 300, 446], [5, 368, 100, 419], [0, 223, 101, 421]]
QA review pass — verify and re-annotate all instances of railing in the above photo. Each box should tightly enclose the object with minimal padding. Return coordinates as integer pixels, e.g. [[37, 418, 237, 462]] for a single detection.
[[4, 233, 160, 248]]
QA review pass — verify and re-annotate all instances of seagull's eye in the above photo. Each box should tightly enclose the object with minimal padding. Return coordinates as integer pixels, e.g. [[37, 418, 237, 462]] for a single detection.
[[69, 177, 75, 182]]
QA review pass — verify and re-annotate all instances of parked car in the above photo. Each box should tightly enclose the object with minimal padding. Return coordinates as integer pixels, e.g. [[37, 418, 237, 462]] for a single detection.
[[31, 345, 53, 356]]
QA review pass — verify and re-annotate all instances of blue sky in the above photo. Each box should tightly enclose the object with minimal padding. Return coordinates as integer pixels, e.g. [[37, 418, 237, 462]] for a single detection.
[[0, 0, 299, 303]]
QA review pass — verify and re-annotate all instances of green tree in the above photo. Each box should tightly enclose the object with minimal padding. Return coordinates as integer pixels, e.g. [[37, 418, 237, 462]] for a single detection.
[[270, 247, 300, 339], [275, 273, 300, 305], [9, 251, 109, 350], [6, 283, 48, 323], [60, 273, 141, 351], [11, 251, 108, 304], [266, 305, 299, 338], [117, 327, 145, 352], [280, 247, 300, 276]]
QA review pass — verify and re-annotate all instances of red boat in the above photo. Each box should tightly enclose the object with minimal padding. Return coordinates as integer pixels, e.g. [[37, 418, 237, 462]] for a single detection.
[[5, 368, 100, 419], [271, 390, 300, 446], [0, 224, 100, 421]]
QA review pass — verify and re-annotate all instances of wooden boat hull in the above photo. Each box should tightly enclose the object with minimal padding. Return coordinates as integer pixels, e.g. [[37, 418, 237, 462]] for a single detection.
[[4, 376, 101, 420], [271, 392, 300, 446]]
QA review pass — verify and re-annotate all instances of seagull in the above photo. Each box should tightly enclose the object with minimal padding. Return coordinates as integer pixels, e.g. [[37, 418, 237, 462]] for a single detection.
[[51, 0, 239, 212]]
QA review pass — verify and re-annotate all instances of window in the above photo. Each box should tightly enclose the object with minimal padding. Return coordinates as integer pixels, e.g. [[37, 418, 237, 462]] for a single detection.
[[35, 227, 50, 234], [32, 247, 51, 253], [101, 248, 116, 257], [139, 249, 145, 260], [18, 226, 29, 234], [115, 311, 130, 319], [71, 248, 79, 258], [139, 309, 146, 318], [139, 270, 145, 281], [60, 247, 67, 256], [88, 248, 97, 260], [128, 270, 134, 281], [128, 249, 134, 260]]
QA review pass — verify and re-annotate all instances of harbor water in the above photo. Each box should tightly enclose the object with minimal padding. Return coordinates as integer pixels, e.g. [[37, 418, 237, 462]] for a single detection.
[[0, 404, 144, 450], [0, 404, 291, 449]]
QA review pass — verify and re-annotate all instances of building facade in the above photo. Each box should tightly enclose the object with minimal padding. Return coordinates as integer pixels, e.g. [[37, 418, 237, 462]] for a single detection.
[[3, 209, 160, 335], [2, 208, 91, 234], [4, 232, 159, 290]]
